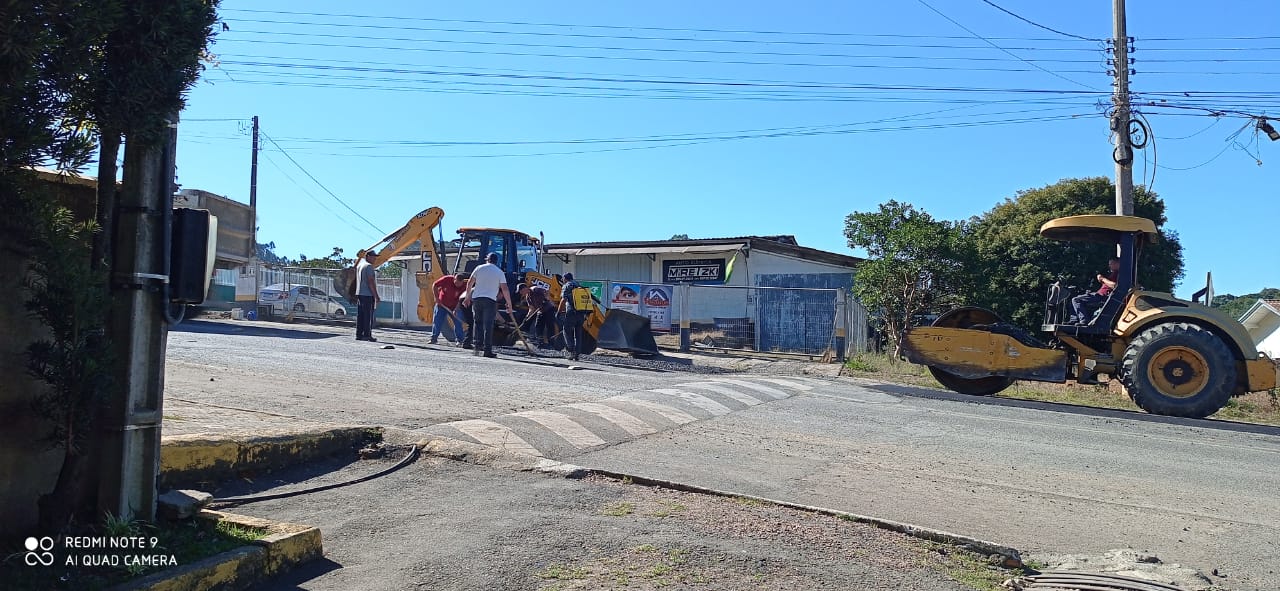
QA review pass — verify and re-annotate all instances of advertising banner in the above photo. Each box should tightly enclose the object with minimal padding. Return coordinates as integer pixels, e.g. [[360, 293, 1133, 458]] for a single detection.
[[662, 258, 726, 284], [579, 280, 605, 303], [640, 284, 673, 331], [610, 283, 642, 314]]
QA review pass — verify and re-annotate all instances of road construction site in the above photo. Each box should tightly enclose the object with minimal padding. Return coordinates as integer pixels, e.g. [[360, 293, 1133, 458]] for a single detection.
[[161, 318, 1280, 590]]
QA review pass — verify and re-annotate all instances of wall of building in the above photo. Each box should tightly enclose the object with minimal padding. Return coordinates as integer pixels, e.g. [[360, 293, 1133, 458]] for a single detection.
[[1256, 323, 1280, 358]]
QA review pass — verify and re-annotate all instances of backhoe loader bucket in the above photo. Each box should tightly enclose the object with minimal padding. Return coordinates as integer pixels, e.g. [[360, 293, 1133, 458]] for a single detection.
[[595, 309, 659, 357], [334, 267, 358, 303]]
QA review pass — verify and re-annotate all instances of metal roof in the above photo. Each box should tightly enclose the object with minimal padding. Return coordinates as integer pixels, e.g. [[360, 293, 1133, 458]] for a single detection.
[[547, 243, 746, 256]]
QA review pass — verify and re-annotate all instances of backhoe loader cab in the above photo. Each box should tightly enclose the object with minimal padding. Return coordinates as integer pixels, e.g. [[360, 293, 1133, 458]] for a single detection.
[[452, 227, 543, 293], [901, 214, 1278, 419]]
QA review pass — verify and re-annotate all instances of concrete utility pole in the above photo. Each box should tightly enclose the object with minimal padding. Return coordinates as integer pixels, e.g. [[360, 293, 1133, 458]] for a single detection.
[[98, 117, 178, 522], [1112, 0, 1135, 216], [250, 115, 260, 299], [249, 115, 259, 250]]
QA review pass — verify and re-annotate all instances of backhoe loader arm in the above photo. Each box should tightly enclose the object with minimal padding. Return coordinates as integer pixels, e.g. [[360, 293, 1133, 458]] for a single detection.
[[335, 208, 446, 318], [358, 207, 445, 268]]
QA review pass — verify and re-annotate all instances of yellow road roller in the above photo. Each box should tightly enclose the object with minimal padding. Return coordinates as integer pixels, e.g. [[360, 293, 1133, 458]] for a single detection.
[[901, 215, 1278, 418]]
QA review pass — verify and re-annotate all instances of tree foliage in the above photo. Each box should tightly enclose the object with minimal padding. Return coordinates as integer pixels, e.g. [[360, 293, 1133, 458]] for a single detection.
[[965, 177, 1185, 330], [0, 0, 221, 531], [1215, 288, 1280, 321], [845, 200, 969, 355]]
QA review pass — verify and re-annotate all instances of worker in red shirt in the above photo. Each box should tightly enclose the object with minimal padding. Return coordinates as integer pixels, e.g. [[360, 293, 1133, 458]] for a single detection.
[[429, 272, 468, 344], [1069, 258, 1120, 325]]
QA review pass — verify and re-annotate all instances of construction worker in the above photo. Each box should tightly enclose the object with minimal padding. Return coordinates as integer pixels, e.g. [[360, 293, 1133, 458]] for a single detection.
[[461, 253, 513, 359], [354, 250, 380, 342], [429, 272, 468, 345], [557, 272, 596, 361]]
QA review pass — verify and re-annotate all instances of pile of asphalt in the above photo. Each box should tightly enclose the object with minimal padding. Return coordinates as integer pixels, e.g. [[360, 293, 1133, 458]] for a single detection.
[[491, 346, 730, 374]]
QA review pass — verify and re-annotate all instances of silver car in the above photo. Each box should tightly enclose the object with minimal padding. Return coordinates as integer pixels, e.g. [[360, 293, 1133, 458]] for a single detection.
[[257, 284, 352, 318]]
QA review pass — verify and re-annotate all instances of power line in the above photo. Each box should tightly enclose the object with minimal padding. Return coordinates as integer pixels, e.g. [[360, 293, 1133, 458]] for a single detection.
[[977, 0, 1100, 41], [259, 131, 385, 235], [259, 153, 379, 240], [914, 0, 1102, 91], [255, 114, 1090, 159], [221, 8, 1100, 43]]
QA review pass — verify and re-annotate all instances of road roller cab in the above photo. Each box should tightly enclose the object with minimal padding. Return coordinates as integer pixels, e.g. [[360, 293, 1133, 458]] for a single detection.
[[902, 214, 1278, 419]]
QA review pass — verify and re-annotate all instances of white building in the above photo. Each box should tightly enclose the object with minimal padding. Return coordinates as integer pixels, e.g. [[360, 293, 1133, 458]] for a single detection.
[[1240, 299, 1280, 358]]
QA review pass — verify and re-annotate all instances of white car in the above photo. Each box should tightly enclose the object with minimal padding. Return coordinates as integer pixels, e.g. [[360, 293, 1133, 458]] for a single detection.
[[257, 284, 352, 318]]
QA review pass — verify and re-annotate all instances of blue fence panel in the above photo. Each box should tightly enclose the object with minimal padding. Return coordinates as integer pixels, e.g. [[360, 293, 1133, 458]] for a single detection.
[[753, 273, 851, 355]]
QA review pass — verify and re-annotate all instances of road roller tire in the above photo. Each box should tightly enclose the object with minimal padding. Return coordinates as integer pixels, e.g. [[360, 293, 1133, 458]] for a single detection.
[[924, 307, 1015, 396], [1120, 322, 1236, 418]]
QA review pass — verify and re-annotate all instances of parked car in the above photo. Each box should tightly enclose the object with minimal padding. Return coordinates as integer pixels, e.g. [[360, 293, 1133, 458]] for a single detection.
[[258, 284, 353, 318]]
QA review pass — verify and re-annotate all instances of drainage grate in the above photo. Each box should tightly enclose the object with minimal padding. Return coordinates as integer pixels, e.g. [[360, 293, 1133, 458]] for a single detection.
[[1019, 571, 1184, 591]]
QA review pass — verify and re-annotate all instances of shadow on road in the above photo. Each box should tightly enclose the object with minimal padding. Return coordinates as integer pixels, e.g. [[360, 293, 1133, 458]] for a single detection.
[[256, 557, 344, 590], [868, 382, 1280, 437], [172, 319, 340, 340]]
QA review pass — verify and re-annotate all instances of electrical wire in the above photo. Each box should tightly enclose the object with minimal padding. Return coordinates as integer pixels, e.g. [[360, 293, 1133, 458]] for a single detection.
[[977, 0, 1101, 42], [913, 0, 1102, 90], [220, 8, 1103, 43], [260, 152, 380, 240], [209, 445, 420, 507], [260, 131, 385, 235]]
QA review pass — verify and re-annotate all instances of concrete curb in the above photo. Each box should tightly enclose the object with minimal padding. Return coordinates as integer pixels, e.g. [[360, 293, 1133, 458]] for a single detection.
[[160, 426, 382, 489], [109, 510, 322, 591], [416, 434, 1022, 568]]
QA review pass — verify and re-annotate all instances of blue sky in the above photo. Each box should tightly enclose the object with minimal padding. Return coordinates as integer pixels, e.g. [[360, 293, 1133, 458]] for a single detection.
[[175, 0, 1279, 297]]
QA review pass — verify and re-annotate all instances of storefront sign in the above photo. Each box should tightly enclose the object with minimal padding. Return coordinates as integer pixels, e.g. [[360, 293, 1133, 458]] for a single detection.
[[662, 258, 726, 284]]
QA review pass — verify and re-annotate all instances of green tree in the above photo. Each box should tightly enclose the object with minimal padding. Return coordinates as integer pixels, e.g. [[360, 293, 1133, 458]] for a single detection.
[[966, 177, 1185, 330], [298, 246, 352, 270], [669, 233, 691, 240], [845, 200, 969, 357], [1215, 287, 1280, 320]]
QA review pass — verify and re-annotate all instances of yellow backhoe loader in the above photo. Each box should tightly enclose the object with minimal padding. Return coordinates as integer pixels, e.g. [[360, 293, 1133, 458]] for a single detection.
[[334, 211, 657, 355], [901, 214, 1278, 419], [447, 227, 658, 356]]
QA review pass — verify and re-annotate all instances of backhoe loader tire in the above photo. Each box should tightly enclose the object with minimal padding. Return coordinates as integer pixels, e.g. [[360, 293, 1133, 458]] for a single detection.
[[1120, 322, 1236, 418], [928, 367, 1013, 397]]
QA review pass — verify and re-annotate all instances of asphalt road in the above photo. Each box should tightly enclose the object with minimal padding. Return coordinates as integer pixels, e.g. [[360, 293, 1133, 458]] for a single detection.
[[166, 319, 1280, 590]]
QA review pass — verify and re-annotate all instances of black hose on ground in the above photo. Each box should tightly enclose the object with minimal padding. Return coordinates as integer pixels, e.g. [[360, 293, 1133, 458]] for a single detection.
[[208, 444, 421, 507]]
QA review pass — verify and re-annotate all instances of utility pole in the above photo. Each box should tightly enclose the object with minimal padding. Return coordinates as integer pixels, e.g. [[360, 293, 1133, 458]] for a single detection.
[[249, 115, 259, 248], [1112, 0, 1135, 216], [249, 115, 260, 300], [99, 115, 179, 522]]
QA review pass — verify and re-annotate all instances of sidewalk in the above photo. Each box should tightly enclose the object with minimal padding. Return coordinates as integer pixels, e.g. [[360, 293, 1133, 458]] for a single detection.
[[212, 451, 1012, 591]]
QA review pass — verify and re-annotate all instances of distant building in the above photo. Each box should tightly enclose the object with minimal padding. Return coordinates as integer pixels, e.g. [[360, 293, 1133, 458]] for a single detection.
[[1240, 299, 1280, 358]]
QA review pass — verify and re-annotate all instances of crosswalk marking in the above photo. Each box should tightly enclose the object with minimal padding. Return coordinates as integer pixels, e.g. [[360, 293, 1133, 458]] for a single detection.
[[710, 378, 789, 399], [753, 377, 814, 391], [677, 382, 769, 406], [616, 397, 698, 425], [650, 389, 733, 415], [449, 419, 543, 457], [512, 410, 608, 449], [565, 403, 657, 437]]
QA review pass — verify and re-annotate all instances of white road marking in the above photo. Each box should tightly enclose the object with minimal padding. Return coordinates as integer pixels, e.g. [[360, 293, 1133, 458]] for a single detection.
[[565, 403, 657, 437], [753, 377, 815, 391], [513, 410, 608, 448], [448, 419, 543, 457], [650, 389, 733, 416], [710, 379, 790, 399], [615, 397, 698, 425], [677, 382, 769, 406]]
